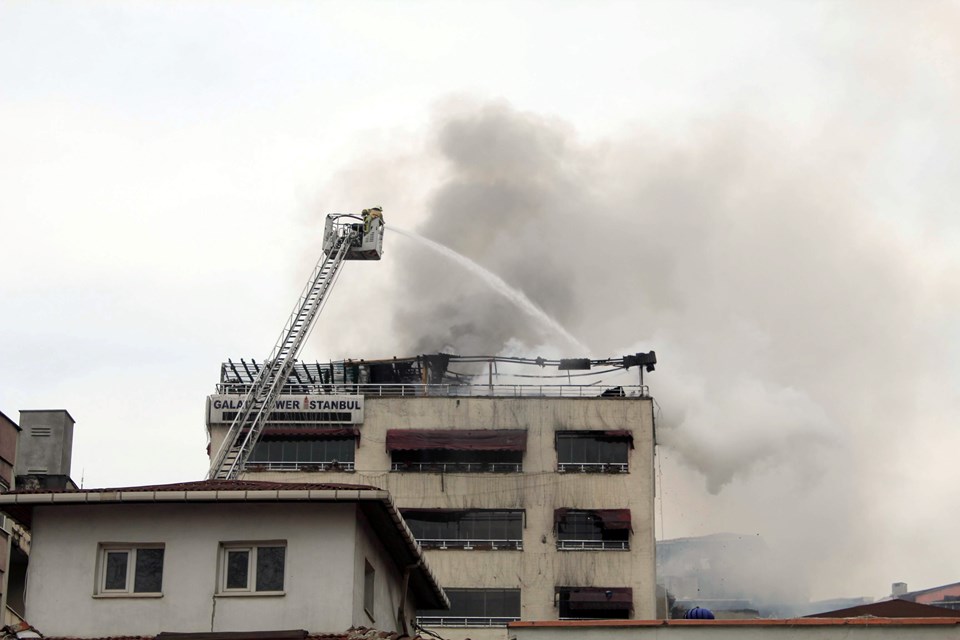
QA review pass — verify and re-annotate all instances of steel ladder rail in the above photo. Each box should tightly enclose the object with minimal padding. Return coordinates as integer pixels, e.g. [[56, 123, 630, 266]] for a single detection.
[[207, 232, 354, 480]]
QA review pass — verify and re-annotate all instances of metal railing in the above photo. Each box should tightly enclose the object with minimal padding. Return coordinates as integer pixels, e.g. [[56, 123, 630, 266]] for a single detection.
[[217, 382, 648, 399], [557, 539, 629, 551], [390, 462, 522, 473], [416, 616, 519, 628], [418, 538, 523, 551], [243, 461, 355, 472], [557, 462, 629, 473]]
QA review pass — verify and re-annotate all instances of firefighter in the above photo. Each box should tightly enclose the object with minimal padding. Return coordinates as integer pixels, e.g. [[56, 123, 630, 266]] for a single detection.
[[363, 206, 383, 234]]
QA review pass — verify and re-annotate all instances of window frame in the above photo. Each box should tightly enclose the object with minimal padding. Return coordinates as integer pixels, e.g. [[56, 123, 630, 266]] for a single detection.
[[386, 429, 526, 473], [390, 449, 523, 473], [401, 509, 525, 550], [555, 510, 630, 551], [417, 587, 522, 627], [556, 586, 632, 620], [247, 436, 357, 471], [555, 431, 631, 473], [217, 541, 287, 596], [363, 559, 376, 620], [95, 543, 165, 597]]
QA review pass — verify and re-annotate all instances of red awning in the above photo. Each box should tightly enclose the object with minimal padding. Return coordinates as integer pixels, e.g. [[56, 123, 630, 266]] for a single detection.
[[554, 508, 632, 530], [385, 429, 527, 452], [564, 587, 633, 611]]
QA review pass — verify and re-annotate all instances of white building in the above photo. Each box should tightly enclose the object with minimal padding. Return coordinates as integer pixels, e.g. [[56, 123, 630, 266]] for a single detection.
[[0, 479, 447, 638], [207, 354, 658, 640]]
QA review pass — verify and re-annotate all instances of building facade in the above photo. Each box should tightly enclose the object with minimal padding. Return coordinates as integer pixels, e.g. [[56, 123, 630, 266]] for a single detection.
[[206, 356, 658, 640], [0, 480, 446, 638]]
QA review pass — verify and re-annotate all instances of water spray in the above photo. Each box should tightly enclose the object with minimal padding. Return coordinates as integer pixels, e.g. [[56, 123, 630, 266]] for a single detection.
[[388, 226, 589, 352]]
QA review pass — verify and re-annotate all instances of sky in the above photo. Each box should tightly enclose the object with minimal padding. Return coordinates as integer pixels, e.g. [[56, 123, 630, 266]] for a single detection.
[[2, 0, 960, 602]]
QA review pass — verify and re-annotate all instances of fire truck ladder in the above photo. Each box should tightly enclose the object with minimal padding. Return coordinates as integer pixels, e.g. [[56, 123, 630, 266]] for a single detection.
[[207, 234, 354, 480]]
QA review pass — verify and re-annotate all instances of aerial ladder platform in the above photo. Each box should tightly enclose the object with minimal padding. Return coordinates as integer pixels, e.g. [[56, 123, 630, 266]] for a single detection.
[[207, 210, 385, 480]]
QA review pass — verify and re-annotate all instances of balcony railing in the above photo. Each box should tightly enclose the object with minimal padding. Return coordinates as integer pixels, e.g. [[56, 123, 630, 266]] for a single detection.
[[557, 539, 629, 551], [244, 461, 355, 472], [418, 538, 523, 551], [416, 616, 519, 628], [557, 462, 629, 473], [390, 462, 522, 473], [218, 382, 648, 399]]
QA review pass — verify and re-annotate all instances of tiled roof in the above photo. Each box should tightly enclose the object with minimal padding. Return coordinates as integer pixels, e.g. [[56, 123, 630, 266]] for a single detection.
[[901, 581, 960, 599], [806, 598, 960, 618], [5, 479, 382, 495]]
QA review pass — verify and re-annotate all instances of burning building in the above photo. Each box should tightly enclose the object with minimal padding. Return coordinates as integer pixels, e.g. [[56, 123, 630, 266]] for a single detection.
[[205, 353, 658, 640]]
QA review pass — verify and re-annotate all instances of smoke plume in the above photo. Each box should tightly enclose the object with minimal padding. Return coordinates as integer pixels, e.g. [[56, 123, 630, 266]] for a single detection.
[[310, 4, 960, 602]]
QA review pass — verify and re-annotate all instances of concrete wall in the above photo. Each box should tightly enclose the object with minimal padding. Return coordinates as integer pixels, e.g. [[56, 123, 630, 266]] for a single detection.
[[23, 501, 407, 637], [352, 506, 419, 632], [212, 396, 657, 632], [15, 410, 73, 478]]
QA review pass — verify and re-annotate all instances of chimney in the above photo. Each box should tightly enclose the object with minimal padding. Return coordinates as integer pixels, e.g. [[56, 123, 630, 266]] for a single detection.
[[892, 582, 908, 597], [15, 410, 77, 490]]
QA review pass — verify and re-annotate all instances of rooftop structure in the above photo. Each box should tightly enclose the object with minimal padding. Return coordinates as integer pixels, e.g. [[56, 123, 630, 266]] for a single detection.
[[213, 353, 654, 399]]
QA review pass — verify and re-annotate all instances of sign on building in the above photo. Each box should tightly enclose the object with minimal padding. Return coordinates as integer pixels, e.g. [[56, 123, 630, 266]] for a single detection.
[[206, 394, 364, 425]]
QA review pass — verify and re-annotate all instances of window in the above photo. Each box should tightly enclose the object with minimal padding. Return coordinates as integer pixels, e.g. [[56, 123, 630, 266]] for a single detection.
[[387, 430, 526, 473], [418, 588, 521, 627], [402, 510, 524, 550], [555, 509, 630, 550], [219, 543, 286, 594], [556, 587, 632, 619], [97, 545, 164, 595], [363, 560, 375, 619], [247, 434, 356, 471], [556, 431, 632, 473]]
